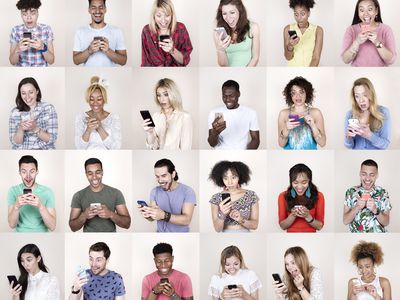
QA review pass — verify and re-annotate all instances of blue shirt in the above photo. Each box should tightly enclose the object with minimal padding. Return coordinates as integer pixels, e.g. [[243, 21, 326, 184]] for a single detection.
[[83, 269, 125, 299]]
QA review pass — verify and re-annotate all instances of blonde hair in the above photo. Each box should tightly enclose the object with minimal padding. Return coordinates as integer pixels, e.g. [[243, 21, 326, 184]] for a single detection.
[[154, 78, 183, 111], [149, 0, 177, 34], [350, 77, 384, 132], [219, 245, 247, 275], [85, 76, 108, 104], [283, 247, 313, 300]]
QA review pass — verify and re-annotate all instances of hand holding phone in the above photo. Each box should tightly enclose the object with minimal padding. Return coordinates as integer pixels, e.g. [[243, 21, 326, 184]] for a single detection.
[[214, 112, 224, 123], [7, 275, 19, 289], [360, 24, 371, 33], [159, 34, 170, 42], [288, 30, 298, 39], [272, 273, 282, 284], [215, 27, 228, 40], [288, 114, 304, 124], [93, 36, 103, 41], [140, 110, 156, 127]]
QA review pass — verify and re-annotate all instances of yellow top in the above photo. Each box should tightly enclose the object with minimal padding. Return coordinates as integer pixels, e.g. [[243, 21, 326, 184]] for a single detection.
[[288, 23, 317, 67]]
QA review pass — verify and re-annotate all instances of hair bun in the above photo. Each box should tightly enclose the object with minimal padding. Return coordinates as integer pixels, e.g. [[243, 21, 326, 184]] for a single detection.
[[90, 76, 100, 85]]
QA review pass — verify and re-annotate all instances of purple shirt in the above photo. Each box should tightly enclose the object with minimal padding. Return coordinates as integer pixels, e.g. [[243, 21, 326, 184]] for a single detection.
[[150, 183, 196, 232], [341, 23, 397, 66]]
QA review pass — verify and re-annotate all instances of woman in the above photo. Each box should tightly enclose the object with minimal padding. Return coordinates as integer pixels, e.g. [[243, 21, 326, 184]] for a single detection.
[[208, 245, 261, 300], [277, 76, 326, 150], [283, 0, 323, 66], [142, 78, 192, 150], [347, 241, 391, 300], [9, 77, 58, 149], [8, 244, 60, 300], [278, 163, 324, 232], [273, 246, 323, 300], [341, 0, 396, 66], [344, 77, 390, 150], [213, 0, 260, 67], [75, 76, 121, 150], [141, 0, 193, 66], [209, 161, 259, 232]]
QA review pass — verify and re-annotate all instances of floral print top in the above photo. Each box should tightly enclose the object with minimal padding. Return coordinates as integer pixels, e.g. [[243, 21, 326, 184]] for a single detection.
[[344, 185, 392, 233]]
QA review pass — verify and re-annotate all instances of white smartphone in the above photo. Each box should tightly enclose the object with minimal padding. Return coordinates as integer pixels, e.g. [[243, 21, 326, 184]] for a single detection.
[[352, 278, 362, 286], [348, 119, 360, 127], [294, 205, 302, 208], [20, 112, 31, 122], [90, 203, 101, 209], [215, 27, 228, 40]]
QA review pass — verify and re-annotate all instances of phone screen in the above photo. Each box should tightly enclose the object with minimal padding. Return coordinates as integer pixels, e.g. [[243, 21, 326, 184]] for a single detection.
[[23, 32, 32, 39], [159, 35, 170, 42], [288, 30, 297, 38], [272, 273, 282, 284], [23, 188, 32, 194], [7, 275, 19, 288], [140, 110, 155, 127], [93, 36, 103, 41], [160, 278, 169, 284], [215, 27, 228, 40], [227, 284, 237, 289], [137, 200, 148, 207], [221, 193, 231, 204]]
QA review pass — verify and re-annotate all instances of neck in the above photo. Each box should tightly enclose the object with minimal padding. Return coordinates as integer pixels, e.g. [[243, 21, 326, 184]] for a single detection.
[[169, 181, 178, 191], [90, 22, 106, 29], [90, 183, 104, 192], [30, 268, 41, 276], [298, 21, 309, 29], [162, 107, 174, 116]]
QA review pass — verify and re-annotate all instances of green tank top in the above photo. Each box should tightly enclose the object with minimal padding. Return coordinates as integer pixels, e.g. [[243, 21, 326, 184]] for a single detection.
[[226, 27, 252, 67], [288, 23, 317, 67]]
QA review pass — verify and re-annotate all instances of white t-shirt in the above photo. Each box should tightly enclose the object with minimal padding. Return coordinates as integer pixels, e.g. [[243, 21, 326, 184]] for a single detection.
[[208, 105, 259, 149], [73, 24, 126, 66], [25, 271, 60, 300]]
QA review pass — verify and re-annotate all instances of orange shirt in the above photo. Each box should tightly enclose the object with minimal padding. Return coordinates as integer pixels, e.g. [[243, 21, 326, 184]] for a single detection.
[[278, 191, 325, 232]]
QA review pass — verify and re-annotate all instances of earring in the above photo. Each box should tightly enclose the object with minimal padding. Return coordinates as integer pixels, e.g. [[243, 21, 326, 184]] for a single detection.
[[291, 188, 296, 198], [373, 267, 377, 275], [305, 187, 311, 198]]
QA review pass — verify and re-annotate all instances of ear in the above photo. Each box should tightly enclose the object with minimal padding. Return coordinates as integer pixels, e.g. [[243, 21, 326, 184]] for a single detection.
[[237, 91, 241, 98], [37, 255, 41, 263], [172, 171, 176, 179]]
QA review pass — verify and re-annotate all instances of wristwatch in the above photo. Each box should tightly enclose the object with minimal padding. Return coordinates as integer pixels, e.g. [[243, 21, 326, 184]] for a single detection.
[[171, 292, 178, 299], [71, 286, 80, 294], [376, 42, 383, 48]]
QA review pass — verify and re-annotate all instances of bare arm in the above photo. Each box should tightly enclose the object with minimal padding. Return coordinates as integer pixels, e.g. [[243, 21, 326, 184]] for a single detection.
[[42, 40, 55, 65], [283, 25, 295, 61], [9, 43, 20, 65], [104, 49, 127, 66], [247, 130, 260, 149], [310, 26, 323, 66], [247, 22, 260, 67], [309, 108, 326, 147], [8, 204, 21, 229], [376, 211, 390, 227], [39, 207, 56, 231], [240, 201, 259, 230], [343, 205, 361, 225], [69, 208, 88, 232], [380, 277, 392, 300], [278, 110, 289, 147], [169, 202, 195, 226], [110, 204, 131, 229], [279, 211, 297, 230], [211, 204, 225, 232], [73, 49, 91, 65]]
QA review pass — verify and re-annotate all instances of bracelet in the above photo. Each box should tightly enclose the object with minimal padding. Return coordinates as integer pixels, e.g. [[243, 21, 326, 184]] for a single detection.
[[71, 286, 80, 294], [374, 209, 380, 216], [39, 43, 48, 53], [33, 127, 41, 135], [218, 211, 227, 220], [298, 286, 305, 292], [152, 288, 160, 295], [163, 211, 171, 222], [306, 217, 314, 223]]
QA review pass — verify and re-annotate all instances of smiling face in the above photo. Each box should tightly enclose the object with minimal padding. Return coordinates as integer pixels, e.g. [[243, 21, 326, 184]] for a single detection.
[[89, 250, 107, 275], [20, 83, 39, 110], [20, 252, 40, 275], [89, 89, 105, 113], [357, 257, 375, 280], [222, 87, 240, 110], [291, 173, 310, 196], [154, 166, 175, 191], [293, 5, 310, 27], [85, 163, 103, 191], [21, 8, 38, 29], [360, 165, 378, 191], [156, 87, 172, 110], [358, 0, 378, 24], [224, 255, 241, 276], [154, 8, 172, 31], [353, 85, 371, 112], [290, 85, 306, 107], [221, 4, 240, 29], [284, 253, 301, 278], [89, 0, 106, 25], [19, 162, 38, 188], [154, 252, 174, 276]]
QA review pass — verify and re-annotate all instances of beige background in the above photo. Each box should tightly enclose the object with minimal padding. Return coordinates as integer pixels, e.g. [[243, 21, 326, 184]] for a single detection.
[[131, 233, 199, 298], [334, 150, 400, 232], [199, 67, 267, 149], [0, 233, 65, 297], [198, 150, 268, 232], [132, 150, 199, 232], [265, 0, 335, 66], [0, 67, 66, 149], [64, 150, 133, 232], [200, 233, 267, 299]]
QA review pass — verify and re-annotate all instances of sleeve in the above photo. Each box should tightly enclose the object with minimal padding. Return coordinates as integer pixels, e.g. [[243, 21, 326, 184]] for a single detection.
[[179, 113, 193, 150], [367, 107, 390, 149], [141, 26, 153, 66], [150, 187, 157, 202], [8, 108, 20, 148], [209, 193, 221, 205], [10, 27, 19, 44], [42, 188, 56, 209], [278, 192, 288, 223], [184, 185, 197, 205], [344, 188, 355, 208], [180, 274, 193, 297], [208, 275, 221, 297], [315, 192, 325, 225], [45, 275, 60, 300], [341, 26, 355, 58], [344, 110, 355, 149], [75, 113, 89, 149], [380, 189, 392, 213], [115, 273, 126, 296], [44, 25, 54, 43], [103, 114, 122, 149], [175, 23, 193, 66], [247, 270, 262, 293], [71, 191, 82, 209], [141, 275, 152, 298], [115, 188, 126, 206], [37, 103, 58, 149], [309, 268, 324, 300], [115, 28, 126, 50], [208, 110, 215, 130], [249, 109, 259, 131], [382, 25, 397, 65], [250, 190, 259, 205], [73, 29, 83, 52]]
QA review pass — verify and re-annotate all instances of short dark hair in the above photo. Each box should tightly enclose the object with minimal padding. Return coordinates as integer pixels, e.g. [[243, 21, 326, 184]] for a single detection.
[[16, 0, 41, 10], [289, 0, 315, 10], [361, 159, 378, 170], [15, 77, 42, 112], [88, 0, 106, 6], [282, 76, 314, 106], [152, 243, 173, 256], [84, 158, 103, 171], [154, 159, 178, 181], [222, 80, 240, 92], [209, 161, 251, 187], [89, 242, 110, 259], [352, 0, 382, 25], [19, 155, 38, 169]]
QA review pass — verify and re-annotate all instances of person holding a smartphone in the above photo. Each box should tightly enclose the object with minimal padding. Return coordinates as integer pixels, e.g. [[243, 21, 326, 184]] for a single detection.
[[208, 245, 261, 300], [272, 246, 323, 300], [209, 160, 259, 232], [213, 0, 260, 67], [347, 241, 391, 299], [277, 76, 326, 150], [141, 0, 193, 66], [8, 244, 60, 299], [9, 0, 55, 67], [283, 0, 323, 67], [344, 77, 391, 150], [141, 78, 193, 150], [141, 243, 193, 299], [341, 0, 396, 66], [278, 163, 325, 232], [75, 76, 122, 150]]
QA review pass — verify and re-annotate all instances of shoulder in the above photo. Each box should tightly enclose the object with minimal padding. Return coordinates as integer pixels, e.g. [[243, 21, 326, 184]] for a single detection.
[[249, 21, 259, 34], [40, 101, 56, 110], [179, 183, 195, 193], [317, 191, 325, 199], [210, 273, 222, 284], [109, 270, 124, 280], [310, 267, 322, 280], [176, 22, 188, 30], [310, 107, 323, 116], [241, 105, 256, 114], [379, 276, 391, 287], [106, 24, 122, 32], [278, 108, 290, 117], [378, 23, 393, 33], [174, 269, 190, 278], [36, 183, 53, 193], [104, 184, 122, 193], [378, 105, 390, 114], [73, 186, 89, 197], [345, 110, 352, 118], [38, 23, 52, 31]]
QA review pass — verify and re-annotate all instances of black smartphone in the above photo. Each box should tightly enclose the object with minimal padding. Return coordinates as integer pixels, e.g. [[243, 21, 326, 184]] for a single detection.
[[272, 273, 282, 284], [137, 200, 148, 207], [93, 36, 103, 41], [288, 30, 297, 39], [7, 275, 19, 288], [159, 34, 170, 42], [23, 32, 32, 39], [227, 284, 237, 289], [140, 110, 155, 127], [221, 193, 231, 204], [23, 188, 32, 194], [160, 278, 169, 284]]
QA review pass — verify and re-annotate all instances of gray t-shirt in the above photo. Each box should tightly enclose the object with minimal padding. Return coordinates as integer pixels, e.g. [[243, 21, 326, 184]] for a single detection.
[[71, 184, 125, 232]]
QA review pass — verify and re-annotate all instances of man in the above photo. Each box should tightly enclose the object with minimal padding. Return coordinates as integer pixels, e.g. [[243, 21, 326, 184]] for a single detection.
[[142, 243, 193, 300], [9, 0, 55, 66], [69, 158, 131, 232], [343, 159, 391, 233], [138, 159, 196, 232], [8, 155, 56, 232], [73, 0, 127, 66], [208, 80, 260, 149], [70, 242, 126, 299]]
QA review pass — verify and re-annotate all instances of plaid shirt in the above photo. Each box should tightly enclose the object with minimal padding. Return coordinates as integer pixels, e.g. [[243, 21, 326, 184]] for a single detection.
[[9, 101, 58, 149], [141, 22, 192, 66], [10, 23, 54, 67]]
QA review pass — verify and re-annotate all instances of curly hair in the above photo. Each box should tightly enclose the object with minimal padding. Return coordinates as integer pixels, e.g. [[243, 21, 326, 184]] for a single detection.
[[16, 0, 41, 10], [289, 0, 315, 10], [350, 241, 384, 266], [351, 0, 383, 25], [209, 161, 251, 187], [282, 76, 315, 107]]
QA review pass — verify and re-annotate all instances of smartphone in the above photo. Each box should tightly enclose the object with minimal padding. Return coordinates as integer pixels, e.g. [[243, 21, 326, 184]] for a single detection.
[[140, 110, 155, 127], [160, 278, 169, 284], [23, 188, 32, 194], [294, 205, 302, 209], [23, 32, 32, 39], [288, 114, 304, 124], [361, 193, 370, 200], [7, 275, 19, 288], [360, 24, 370, 33], [215, 27, 228, 40], [77, 266, 87, 279], [93, 36, 103, 41], [159, 34, 170, 42], [352, 278, 362, 286], [137, 200, 148, 207], [227, 284, 237, 289], [215, 112, 224, 123], [221, 193, 231, 204], [348, 118, 360, 127], [90, 203, 101, 209], [288, 30, 297, 39], [272, 273, 282, 284]]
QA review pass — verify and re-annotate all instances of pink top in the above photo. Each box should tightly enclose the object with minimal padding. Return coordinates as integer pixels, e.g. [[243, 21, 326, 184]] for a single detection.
[[141, 269, 193, 299], [341, 23, 397, 66]]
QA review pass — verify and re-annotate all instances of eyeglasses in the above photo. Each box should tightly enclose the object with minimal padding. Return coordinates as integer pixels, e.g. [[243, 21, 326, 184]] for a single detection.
[[21, 9, 38, 17]]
